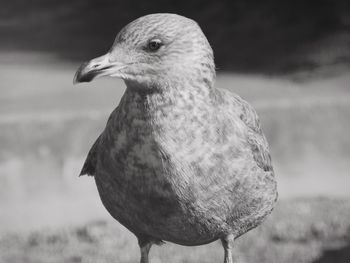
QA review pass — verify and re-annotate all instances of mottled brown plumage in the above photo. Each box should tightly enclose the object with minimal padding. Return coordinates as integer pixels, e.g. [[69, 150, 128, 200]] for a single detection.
[[74, 13, 277, 263]]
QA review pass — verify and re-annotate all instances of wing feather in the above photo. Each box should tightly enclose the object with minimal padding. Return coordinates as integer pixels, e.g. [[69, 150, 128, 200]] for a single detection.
[[79, 134, 102, 176], [231, 93, 273, 172]]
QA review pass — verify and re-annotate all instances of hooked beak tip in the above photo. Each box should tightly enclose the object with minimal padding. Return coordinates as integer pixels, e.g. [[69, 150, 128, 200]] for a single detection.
[[73, 61, 96, 85], [73, 53, 127, 86]]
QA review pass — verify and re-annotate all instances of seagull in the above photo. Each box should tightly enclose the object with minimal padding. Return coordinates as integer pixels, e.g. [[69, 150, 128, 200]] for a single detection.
[[74, 13, 277, 263]]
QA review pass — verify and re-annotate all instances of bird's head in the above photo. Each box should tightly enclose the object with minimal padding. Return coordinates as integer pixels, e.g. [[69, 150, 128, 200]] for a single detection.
[[74, 13, 215, 89]]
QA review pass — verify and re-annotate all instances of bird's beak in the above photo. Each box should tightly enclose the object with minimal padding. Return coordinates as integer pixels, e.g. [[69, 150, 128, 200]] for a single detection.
[[73, 53, 126, 84]]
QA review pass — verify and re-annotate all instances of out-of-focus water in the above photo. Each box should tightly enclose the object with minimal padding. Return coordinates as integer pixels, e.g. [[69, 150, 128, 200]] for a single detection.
[[1, 54, 350, 233]]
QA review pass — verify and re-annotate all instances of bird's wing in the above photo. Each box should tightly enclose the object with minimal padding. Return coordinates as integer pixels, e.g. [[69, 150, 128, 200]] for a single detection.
[[227, 91, 273, 172], [79, 105, 120, 177], [79, 134, 102, 176], [79, 106, 120, 177]]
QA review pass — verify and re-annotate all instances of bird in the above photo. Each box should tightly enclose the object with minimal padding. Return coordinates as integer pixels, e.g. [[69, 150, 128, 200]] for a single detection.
[[74, 13, 277, 263]]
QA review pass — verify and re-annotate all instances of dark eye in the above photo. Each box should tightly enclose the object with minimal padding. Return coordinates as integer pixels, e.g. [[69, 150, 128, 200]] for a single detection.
[[147, 39, 162, 52]]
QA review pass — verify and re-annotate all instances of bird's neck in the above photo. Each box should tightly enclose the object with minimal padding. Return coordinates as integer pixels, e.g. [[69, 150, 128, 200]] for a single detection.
[[125, 81, 212, 110], [115, 81, 215, 129]]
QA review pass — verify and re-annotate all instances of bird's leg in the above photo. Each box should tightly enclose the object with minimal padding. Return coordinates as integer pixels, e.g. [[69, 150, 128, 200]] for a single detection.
[[140, 243, 152, 263], [221, 234, 235, 263], [138, 238, 153, 263]]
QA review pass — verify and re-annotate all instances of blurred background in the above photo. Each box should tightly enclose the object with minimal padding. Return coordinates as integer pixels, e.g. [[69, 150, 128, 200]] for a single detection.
[[0, 0, 350, 262]]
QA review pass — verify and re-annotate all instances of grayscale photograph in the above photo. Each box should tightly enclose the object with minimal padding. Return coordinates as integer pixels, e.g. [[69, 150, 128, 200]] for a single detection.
[[0, 1, 349, 262]]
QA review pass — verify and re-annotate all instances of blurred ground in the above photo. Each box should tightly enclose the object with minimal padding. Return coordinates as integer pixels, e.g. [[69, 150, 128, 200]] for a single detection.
[[1, 199, 350, 263]]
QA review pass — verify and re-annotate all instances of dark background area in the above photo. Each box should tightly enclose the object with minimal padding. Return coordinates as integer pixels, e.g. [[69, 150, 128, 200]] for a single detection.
[[1, 0, 350, 73]]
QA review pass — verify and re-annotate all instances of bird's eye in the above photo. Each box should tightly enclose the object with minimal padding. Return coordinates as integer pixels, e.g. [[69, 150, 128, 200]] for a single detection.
[[147, 39, 162, 52]]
